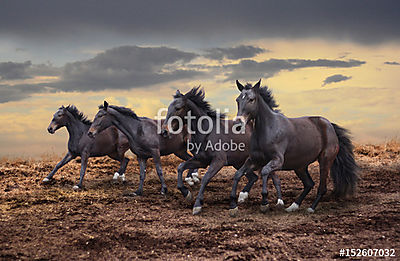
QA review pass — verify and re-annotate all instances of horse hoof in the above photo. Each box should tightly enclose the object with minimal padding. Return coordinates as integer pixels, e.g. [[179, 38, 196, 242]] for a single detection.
[[285, 202, 299, 212], [276, 199, 285, 208], [72, 185, 80, 190], [185, 177, 194, 186], [113, 172, 120, 180], [161, 188, 168, 195], [229, 207, 239, 217], [42, 177, 51, 183], [185, 190, 193, 202], [193, 206, 202, 215], [192, 172, 200, 183], [119, 174, 126, 182], [306, 207, 315, 213], [260, 204, 270, 213], [238, 192, 249, 203]]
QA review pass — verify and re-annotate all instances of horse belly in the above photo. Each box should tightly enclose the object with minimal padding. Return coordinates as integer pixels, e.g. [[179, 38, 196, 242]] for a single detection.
[[283, 138, 322, 170]]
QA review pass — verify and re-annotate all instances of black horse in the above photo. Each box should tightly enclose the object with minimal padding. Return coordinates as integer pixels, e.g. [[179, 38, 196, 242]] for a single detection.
[[162, 87, 283, 215], [88, 101, 197, 196], [43, 105, 130, 189], [229, 80, 358, 216]]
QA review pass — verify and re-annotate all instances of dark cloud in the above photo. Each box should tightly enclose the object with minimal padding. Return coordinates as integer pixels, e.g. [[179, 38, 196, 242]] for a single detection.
[[0, 1, 399, 45], [225, 58, 365, 81], [0, 61, 32, 80], [384, 61, 400, 65], [0, 61, 61, 81], [204, 45, 267, 61], [0, 83, 49, 103], [53, 45, 201, 91], [322, 74, 352, 86]]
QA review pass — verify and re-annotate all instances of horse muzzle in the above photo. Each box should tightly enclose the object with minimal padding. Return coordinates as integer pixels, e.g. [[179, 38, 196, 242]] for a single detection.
[[47, 124, 57, 134], [233, 115, 248, 125], [87, 128, 97, 139]]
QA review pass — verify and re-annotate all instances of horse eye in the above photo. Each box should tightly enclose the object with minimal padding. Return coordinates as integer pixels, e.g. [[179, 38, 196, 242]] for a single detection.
[[249, 98, 255, 103]]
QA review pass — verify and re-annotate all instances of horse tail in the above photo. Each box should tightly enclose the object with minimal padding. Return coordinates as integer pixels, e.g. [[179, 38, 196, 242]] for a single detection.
[[330, 123, 359, 197]]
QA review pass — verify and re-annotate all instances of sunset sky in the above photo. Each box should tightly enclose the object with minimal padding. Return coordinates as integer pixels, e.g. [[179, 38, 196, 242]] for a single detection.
[[1, 0, 399, 157]]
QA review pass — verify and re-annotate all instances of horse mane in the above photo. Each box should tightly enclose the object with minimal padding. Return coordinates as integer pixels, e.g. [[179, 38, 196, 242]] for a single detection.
[[244, 83, 279, 111], [64, 105, 92, 125], [99, 104, 141, 120], [175, 86, 226, 119]]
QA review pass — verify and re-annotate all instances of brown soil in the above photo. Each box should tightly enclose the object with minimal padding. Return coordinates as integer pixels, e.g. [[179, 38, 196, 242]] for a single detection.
[[1, 142, 399, 260]]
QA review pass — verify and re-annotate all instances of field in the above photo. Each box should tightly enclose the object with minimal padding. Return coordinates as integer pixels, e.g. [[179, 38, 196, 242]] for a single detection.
[[1, 141, 399, 260]]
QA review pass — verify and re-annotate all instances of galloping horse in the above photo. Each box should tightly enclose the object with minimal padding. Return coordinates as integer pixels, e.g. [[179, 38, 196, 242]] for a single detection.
[[162, 87, 283, 215], [229, 80, 358, 216], [87, 101, 197, 196], [43, 105, 130, 189]]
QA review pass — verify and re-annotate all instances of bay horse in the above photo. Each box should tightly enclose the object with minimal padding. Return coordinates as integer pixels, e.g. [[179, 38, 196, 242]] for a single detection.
[[162, 87, 283, 215], [229, 80, 358, 216], [87, 101, 197, 196], [43, 105, 130, 189]]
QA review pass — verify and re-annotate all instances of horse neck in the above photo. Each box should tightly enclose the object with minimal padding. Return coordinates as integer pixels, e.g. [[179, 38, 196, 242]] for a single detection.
[[254, 99, 276, 133], [110, 111, 141, 142], [186, 100, 212, 142], [65, 115, 89, 149]]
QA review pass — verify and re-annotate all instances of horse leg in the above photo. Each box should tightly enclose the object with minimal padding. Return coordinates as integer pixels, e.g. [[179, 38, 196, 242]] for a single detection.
[[177, 158, 206, 200], [260, 156, 284, 213], [115, 157, 129, 182], [238, 170, 258, 203], [43, 152, 75, 182], [229, 158, 255, 216], [130, 157, 147, 196], [192, 159, 224, 215], [286, 167, 314, 212], [271, 172, 284, 207], [174, 150, 199, 186], [152, 152, 168, 195], [308, 158, 332, 213], [74, 152, 89, 190]]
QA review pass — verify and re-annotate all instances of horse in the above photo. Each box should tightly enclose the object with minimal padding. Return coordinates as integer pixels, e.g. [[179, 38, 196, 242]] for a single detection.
[[43, 105, 130, 189], [87, 101, 198, 196], [161, 87, 284, 215], [229, 79, 358, 217]]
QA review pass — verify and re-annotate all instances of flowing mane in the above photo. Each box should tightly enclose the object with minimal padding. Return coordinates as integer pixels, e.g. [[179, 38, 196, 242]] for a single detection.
[[99, 104, 141, 120], [175, 86, 226, 118], [244, 83, 279, 110], [64, 105, 92, 125]]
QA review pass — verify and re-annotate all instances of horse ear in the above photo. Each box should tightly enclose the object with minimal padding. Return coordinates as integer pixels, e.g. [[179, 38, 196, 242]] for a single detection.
[[253, 79, 261, 90], [104, 100, 109, 110], [254, 79, 261, 89], [236, 80, 244, 92], [176, 90, 181, 96]]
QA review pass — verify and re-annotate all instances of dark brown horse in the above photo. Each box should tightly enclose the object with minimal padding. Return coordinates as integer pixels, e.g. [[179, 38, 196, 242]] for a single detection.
[[87, 101, 197, 196], [43, 105, 130, 189], [162, 87, 283, 215], [229, 80, 358, 216]]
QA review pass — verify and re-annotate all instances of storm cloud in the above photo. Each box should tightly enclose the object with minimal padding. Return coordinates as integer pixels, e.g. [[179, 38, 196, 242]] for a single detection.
[[322, 74, 352, 86], [0, 61, 32, 80], [204, 45, 267, 61], [225, 58, 365, 81], [0, 83, 49, 103], [0, 1, 399, 45], [53, 45, 201, 91]]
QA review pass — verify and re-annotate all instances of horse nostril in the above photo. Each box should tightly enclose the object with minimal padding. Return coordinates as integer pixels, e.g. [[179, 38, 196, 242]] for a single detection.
[[47, 127, 54, 134]]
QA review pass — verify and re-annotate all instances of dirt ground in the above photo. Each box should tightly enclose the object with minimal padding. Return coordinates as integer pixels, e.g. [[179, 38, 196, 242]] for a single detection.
[[1, 141, 399, 260]]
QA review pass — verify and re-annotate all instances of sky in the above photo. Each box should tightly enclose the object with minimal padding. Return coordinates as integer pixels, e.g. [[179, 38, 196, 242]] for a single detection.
[[0, 0, 399, 157]]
